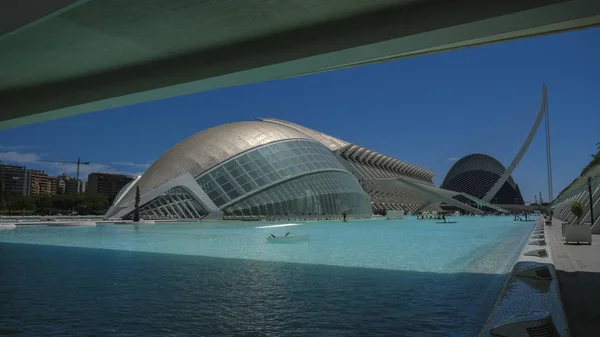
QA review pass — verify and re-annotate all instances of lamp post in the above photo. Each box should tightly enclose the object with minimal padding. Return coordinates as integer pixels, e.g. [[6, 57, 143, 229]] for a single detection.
[[589, 176, 595, 225]]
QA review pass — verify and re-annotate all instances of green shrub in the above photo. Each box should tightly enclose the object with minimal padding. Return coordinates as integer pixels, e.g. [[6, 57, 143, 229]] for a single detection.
[[571, 202, 584, 224]]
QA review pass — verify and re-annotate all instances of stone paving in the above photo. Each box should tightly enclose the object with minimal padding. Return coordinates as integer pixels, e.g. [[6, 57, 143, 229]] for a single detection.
[[548, 218, 600, 337]]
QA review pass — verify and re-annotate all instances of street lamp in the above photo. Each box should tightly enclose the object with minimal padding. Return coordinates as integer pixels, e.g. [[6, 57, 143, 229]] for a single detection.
[[589, 176, 595, 225]]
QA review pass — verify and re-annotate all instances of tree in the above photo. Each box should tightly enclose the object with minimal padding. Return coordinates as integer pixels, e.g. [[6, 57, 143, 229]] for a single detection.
[[35, 196, 55, 216], [10, 195, 35, 215], [571, 202, 584, 225], [83, 193, 108, 215], [133, 186, 140, 222]]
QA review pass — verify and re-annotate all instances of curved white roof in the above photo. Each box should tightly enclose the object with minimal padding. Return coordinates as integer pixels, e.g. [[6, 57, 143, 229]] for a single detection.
[[258, 118, 350, 151], [119, 121, 314, 204]]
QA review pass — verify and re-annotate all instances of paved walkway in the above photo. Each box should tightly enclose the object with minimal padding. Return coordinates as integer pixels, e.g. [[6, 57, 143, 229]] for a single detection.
[[548, 218, 600, 337]]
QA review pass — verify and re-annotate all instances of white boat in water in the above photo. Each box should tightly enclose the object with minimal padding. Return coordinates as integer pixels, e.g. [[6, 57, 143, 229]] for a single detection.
[[266, 234, 310, 244], [47, 220, 96, 227]]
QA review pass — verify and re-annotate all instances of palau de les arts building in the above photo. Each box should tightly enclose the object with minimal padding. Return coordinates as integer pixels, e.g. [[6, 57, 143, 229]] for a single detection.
[[106, 118, 517, 221]]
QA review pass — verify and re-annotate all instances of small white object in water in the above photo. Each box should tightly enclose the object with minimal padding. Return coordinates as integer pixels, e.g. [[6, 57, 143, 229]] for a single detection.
[[255, 223, 301, 229]]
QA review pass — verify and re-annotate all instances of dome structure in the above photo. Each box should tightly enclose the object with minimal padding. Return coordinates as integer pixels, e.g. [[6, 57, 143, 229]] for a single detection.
[[118, 121, 314, 206], [107, 120, 373, 220], [441, 153, 524, 205], [106, 118, 470, 221]]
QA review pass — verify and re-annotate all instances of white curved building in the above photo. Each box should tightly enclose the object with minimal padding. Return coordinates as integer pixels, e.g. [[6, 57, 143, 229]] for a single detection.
[[106, 118, 500, 221]]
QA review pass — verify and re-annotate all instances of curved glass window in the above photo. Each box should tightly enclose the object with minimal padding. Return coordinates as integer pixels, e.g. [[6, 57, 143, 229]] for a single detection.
[[222, 171, 371, 220], [196, 140, 346, 207], [112, 179, 136, 206], [125, 187, 206, 220]]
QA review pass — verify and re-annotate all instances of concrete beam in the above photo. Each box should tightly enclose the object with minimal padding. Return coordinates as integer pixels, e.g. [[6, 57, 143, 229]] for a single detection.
[[1, 0, 599, 129]]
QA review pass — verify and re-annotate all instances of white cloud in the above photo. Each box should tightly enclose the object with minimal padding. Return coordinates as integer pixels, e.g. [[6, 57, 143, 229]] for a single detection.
[[0, 151, 41, 163], [448, 157, 460, 162], [0, 145, 42, 151], [112, 161, 152, 169]]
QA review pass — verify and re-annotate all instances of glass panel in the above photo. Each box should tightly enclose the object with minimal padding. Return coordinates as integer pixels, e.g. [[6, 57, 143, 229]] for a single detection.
[[207, 189, 221, 200], [198, 176, 216, 192], [265, 154, 279, 164], [223, 171, 371, 220], [271, 160, 284, 170], [266, 172, 280, 182], [253, 156, 269, 168], [213, 197, 226, 207], [240, 182, 256, 193], [298, 163, 310, 172], [236, 154, 251, 166], [277, 167, 291, 178], [242, 160, 258, 172], [305, 162, 317, 170], [234, 174, 250, 186], [255, 176, 269, 187], [248, 151, 263, 160], [260, 165, 275, 175], [223, 160, 238, 172], [221, 181, 237, 193], [228, 166, 245, 178], [227, 188, 243, 200], [258, 147, 272, 156], [210, 167, 226, 179], [127, 187, 207, 220], [215, 174, 230, 186], [269, 143, 283, 152], [247, 169, 262, 179], [282, 158, 294, 167]]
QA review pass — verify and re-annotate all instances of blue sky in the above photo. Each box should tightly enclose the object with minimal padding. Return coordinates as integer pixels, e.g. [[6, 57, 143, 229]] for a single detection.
[[1, 27, 599, 203]]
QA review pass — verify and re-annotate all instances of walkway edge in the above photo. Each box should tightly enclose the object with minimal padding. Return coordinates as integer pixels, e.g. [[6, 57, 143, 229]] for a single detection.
[[478, 216, 570, 337]]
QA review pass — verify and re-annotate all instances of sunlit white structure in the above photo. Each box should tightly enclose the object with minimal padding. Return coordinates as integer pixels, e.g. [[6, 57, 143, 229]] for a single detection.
[[106, 118, 502, 221], [552, 165, 600, 232]]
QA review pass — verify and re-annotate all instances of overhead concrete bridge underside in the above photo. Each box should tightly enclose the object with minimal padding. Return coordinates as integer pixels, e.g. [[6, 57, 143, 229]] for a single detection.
[[1, 0, 599, 128]]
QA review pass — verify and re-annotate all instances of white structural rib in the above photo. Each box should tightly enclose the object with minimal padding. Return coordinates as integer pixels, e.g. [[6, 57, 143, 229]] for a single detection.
[[482, 84, 548, 202], [375, 178, 508, 215]]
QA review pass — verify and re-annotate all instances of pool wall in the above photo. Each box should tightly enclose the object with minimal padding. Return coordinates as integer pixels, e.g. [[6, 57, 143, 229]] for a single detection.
[[478, 216, 569, 336]]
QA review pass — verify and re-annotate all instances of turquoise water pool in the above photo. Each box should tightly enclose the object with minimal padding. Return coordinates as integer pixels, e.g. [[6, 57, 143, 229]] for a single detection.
[[0, 216, 532, 336]]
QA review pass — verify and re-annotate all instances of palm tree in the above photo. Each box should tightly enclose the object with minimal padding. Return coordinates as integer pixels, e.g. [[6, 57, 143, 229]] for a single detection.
[[571, 202, 584, 225], [133, 186, 140, 222]]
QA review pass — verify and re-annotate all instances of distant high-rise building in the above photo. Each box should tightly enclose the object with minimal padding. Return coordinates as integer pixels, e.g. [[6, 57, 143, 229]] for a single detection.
[[539, 192, 544, 204], [534, 195, 538, 204], [87, 173, 133, 197], [65, 178, 81, 195], [26, 169, 54, 196], [53, 173, 70, 194], [49, 177, 58, 195], [0, 164, 28, 195]]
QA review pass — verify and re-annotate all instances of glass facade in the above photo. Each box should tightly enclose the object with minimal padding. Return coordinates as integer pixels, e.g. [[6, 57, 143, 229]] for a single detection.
[[196, 140, 347, 208], [125, 187, 207, 220], [112, 179, 135, 206], [222, 171, 372, 220]]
